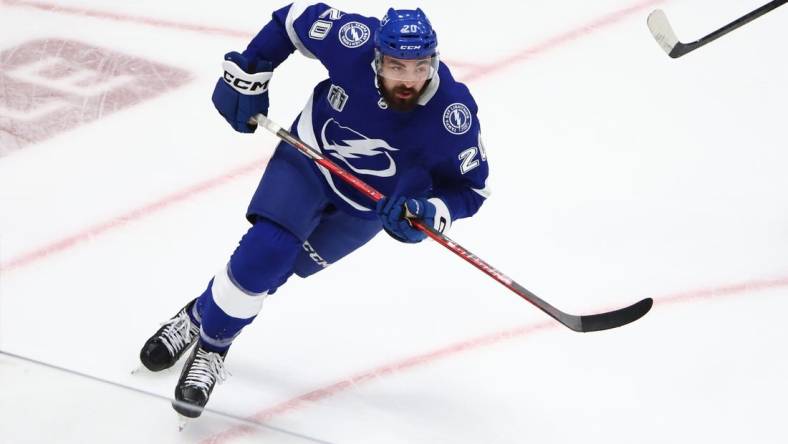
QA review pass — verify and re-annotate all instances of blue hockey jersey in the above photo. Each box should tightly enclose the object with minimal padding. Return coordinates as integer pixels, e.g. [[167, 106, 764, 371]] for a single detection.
[[243, 2, 490, 227]]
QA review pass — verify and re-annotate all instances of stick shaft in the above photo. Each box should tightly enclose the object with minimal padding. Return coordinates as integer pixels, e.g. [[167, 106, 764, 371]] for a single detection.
[[253, 114, 652, 332], [687, 0, 787, 49]]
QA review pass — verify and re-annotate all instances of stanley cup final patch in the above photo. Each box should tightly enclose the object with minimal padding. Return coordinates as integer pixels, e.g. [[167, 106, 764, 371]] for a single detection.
[[327, 84, 348, 112], [442, 103, 472, 135]]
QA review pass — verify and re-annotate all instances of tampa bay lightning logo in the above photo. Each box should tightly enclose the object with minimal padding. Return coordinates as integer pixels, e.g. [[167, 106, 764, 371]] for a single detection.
[[320, 119, 399, 177], [338, 21, 370, 48], [442, 103, 473, 135]]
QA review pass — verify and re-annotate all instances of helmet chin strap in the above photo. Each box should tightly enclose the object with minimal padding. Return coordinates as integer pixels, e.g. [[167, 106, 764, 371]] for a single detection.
[[371, 58, 381, 90]]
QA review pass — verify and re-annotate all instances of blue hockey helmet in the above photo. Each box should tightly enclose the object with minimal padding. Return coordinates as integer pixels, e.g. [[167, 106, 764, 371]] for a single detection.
[[374, 8, 438, 60]]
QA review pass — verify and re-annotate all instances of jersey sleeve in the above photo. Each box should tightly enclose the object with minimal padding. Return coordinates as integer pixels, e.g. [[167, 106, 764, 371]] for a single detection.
[[242, 2, 370, 71], [429, 104, 491, 230]]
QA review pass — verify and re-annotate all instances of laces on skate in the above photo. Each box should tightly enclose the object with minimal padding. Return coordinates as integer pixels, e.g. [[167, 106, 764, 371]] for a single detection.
[[160, 312, 198, 356], [183, 348, 229, 394]]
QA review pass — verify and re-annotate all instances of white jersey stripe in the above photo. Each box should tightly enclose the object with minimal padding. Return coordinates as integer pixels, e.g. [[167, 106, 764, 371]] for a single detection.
[[472, 184, 491, 198], [297, 93, 373, 212], [286, 2, 318, 59]]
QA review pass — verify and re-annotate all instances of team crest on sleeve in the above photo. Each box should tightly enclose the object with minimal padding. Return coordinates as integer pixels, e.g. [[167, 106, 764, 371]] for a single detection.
[[442, 103, 473, 135], [338, 22, 371, 48]]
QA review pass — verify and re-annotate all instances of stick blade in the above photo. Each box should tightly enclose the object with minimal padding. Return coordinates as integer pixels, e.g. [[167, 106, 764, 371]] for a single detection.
[[578, 298, 653, 332], [647, 9, 682, 57]]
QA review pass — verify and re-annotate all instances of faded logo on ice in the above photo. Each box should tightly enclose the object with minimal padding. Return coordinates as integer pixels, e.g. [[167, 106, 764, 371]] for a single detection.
[[320, 119, 399, 177], [0, 39, 189, 155]]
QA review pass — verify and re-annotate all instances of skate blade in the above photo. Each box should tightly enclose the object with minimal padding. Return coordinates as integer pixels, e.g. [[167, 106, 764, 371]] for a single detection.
[[178, 414, 192, 431], [131, 365, 174, 376]]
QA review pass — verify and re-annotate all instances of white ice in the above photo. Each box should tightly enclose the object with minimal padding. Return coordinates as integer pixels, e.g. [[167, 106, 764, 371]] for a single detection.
[[1, 0, 787, 443]]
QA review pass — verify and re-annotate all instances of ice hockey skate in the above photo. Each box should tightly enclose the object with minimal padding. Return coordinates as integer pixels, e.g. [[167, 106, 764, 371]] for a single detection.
[[172, 341, 229, 419], [139, 302, 200, 372]]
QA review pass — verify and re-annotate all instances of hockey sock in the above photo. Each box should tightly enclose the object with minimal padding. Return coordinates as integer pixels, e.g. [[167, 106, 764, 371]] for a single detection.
[[198, 219, 301, 352], [188, 297, 202, 327]]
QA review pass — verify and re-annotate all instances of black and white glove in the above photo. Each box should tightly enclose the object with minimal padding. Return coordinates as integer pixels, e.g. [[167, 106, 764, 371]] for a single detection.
[[211, 51, 273, 133]]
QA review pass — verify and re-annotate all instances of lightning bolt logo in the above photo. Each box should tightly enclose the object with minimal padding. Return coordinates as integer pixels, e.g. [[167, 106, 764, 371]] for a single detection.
[[320, 119, 399, 177]]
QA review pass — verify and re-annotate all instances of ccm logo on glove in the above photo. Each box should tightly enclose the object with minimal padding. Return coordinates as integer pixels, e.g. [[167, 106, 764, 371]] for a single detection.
[[222, 59, 272, 95]]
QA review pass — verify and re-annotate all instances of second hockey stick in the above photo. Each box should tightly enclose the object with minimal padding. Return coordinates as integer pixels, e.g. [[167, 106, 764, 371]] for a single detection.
[[647, 0, 787, 58], [252, 114, 652, 333]]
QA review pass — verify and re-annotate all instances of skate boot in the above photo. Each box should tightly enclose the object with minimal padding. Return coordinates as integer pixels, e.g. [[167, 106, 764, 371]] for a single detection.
[[139, 302, 200, 372], [172, 341, 229, 418]]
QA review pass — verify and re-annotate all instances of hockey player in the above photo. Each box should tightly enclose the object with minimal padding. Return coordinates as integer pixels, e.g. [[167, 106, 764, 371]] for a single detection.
[[139, 3, 490, 418]]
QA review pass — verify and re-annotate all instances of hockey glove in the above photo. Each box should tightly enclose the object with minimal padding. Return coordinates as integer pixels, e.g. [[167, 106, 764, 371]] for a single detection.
[[212, 51, 273, 133], [376, 196, 447, 244]]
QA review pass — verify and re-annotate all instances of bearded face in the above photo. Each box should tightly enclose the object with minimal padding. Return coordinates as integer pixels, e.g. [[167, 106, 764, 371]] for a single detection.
[[377, 55, 433, 112]]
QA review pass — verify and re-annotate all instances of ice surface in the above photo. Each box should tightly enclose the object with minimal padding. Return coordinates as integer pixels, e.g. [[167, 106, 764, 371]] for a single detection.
[[1, 0, 786, 443]]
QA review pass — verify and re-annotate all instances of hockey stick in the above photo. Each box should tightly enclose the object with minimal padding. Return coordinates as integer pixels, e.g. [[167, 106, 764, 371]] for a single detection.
[[647, 0, 787, 58], [252, 114, 652, 332]]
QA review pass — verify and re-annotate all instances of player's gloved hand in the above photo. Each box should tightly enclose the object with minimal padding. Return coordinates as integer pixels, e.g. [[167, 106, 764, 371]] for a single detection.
[[211, 51, 273, 133], [376, 196, 437, 244]]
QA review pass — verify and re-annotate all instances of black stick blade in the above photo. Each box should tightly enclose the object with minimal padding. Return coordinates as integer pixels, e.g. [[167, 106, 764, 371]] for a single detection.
[[577, 298, 653, 332], [648, 1, 787, 59]]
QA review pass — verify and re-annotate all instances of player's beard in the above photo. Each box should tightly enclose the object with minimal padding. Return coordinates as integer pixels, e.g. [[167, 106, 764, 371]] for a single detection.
[[380, 78, 429, 112]]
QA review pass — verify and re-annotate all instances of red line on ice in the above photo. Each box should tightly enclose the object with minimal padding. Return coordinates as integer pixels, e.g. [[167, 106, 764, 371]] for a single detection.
[[0, 0, 663, 273], [462, 0, 666, 81], [0, 0, 478, 69], [7, 1, 780, 442], [1, 0, 250, 38], [0, 159, 267, 273], [200, 323, 554, 444], [202, 275, 788, 443]]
